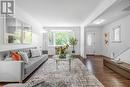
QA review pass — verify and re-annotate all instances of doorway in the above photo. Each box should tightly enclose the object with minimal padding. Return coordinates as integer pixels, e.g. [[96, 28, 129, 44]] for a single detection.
[[86, 32, 96, 55]]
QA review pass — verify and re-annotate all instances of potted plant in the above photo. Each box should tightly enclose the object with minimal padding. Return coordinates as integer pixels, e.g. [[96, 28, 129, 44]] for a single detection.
[[55, 44, 69, 58], [69, 36, 77, 53]]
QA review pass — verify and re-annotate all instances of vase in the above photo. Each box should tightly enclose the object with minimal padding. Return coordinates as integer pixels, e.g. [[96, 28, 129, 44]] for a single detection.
[[72, 50, 75, 53], [59, 54, 66, 59]]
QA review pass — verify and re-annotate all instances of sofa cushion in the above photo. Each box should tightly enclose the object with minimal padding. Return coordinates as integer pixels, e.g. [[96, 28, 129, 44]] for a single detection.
[[26, 57, 41, 67], [4, 57, 13, 61], [4, 84, 24, 87], [24, 55, 48, 77], [24, 57, 43, 75]]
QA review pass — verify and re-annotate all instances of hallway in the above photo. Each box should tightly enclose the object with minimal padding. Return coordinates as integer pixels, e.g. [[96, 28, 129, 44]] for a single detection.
[[82, 56, 130, 87]]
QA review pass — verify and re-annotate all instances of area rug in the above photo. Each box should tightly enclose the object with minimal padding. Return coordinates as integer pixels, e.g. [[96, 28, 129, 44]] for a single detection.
[[24, 58, 104, 87], [4, 58, 104, 87]]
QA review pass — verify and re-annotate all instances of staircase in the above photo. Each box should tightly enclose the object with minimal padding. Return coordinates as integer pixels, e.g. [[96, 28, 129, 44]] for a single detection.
[[112, 46, 130, 64]]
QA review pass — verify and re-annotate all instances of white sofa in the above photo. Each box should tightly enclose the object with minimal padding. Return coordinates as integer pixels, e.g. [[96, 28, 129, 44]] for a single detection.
[[0, 54, 48, 82]]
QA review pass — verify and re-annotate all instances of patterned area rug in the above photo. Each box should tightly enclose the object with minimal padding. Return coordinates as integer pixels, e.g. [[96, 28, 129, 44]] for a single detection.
[[24, 58, 104, 87]]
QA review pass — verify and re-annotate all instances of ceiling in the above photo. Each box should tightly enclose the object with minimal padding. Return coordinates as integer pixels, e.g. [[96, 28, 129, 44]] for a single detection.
[[88, 0, 130, 27], [16, 0, 103, 27]]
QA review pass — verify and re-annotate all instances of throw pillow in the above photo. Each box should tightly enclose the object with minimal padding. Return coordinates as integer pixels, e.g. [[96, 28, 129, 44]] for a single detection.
[[11, 52, 22, 61], [23, 50, 32, 58], [31, 49, 41, 58], [19, 52, 29, 63], [28, 50, 32, 58]]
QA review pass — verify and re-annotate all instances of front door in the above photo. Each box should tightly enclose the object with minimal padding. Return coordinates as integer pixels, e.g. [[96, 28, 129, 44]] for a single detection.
[[86, 32, 96, 55]]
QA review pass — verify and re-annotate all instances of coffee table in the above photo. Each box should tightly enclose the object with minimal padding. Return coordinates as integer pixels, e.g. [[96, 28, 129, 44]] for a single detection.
[[53, 55, 73, 71]]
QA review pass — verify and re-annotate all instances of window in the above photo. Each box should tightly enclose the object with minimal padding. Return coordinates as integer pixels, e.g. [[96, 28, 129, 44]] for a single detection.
[[113, 26, 121, 42], [23, 29, 32, 44], [22, 24, 32, 44], [5, 15, 32, 44], [48, 30, 74, 46]]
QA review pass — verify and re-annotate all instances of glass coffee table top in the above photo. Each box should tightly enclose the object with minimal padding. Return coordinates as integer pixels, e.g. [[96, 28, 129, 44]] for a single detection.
[[53, 54, 74, 71]]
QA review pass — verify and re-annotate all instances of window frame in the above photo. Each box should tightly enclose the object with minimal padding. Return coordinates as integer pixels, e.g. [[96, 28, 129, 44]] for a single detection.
[[112, 26, 121, 43], [48, 30, 74, 46]]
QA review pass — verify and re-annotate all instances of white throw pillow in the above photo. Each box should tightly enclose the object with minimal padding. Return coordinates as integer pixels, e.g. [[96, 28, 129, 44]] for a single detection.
[[19, 52, 29, 63], [31, 49, 41, 58]]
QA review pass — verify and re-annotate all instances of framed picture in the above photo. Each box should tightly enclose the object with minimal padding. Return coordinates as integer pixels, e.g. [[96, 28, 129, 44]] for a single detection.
[[104, 32, 109, 47]]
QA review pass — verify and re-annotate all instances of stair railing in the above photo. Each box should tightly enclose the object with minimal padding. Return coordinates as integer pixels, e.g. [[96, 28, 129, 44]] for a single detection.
[[113, 46, 130, 58]]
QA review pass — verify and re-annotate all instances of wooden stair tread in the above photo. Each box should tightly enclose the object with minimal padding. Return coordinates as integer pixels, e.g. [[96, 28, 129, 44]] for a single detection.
[[103, 57, 130, 78]]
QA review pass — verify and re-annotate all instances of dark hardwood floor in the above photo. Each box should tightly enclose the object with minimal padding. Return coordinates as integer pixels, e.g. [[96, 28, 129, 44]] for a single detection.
[[1, 56, 130, 87], [82, 55, 130, 87]]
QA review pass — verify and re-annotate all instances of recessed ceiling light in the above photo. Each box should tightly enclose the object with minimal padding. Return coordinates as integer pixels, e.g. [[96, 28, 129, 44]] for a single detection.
[[93, 19, 105, 24]]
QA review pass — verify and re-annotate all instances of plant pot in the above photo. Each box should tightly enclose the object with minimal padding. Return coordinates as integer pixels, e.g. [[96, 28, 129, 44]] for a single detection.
[[72, 50, 75, 53]]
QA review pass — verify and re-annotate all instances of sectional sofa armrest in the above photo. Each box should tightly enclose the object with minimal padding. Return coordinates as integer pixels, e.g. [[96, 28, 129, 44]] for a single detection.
[[0, 61, 25, 82]]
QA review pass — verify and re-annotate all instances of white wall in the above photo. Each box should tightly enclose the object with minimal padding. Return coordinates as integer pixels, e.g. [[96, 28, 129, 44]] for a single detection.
[[44, 27, 81, 55], [0, 6, 43, 53], [0, 14, 4, 44], [15, 7, 43, 48], [102, 14, 130, 63], [85, 26, 103, 55]]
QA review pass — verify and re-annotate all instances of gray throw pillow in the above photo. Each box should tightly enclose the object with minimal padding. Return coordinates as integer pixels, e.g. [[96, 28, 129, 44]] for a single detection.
[[31, 49, 41, 58], [19, 52, 29, 63]]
